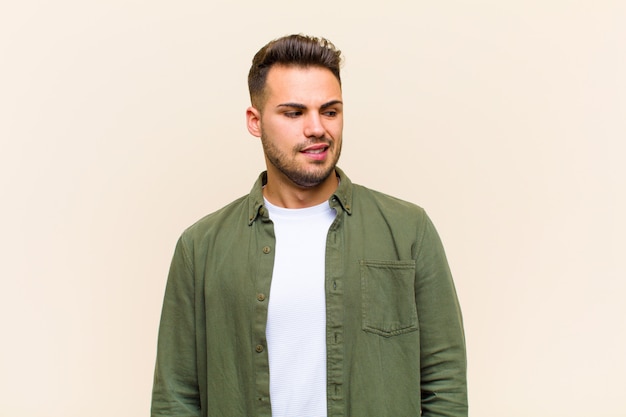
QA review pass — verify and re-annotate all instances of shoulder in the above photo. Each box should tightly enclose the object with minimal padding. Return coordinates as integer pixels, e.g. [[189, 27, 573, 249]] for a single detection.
[[334, 168, 426, 224], [180, 193, 251, 243], [351, 183, 426, 219], [346, 183, 443, 258], [346, 183, 433, 245]]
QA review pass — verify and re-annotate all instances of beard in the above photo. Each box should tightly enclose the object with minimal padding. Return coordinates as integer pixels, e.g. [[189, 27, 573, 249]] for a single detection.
[[261, 132, 342, 188]]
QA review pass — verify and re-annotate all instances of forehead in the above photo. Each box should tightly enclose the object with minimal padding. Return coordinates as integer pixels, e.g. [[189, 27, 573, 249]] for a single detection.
[[264, 65, 342, 104]]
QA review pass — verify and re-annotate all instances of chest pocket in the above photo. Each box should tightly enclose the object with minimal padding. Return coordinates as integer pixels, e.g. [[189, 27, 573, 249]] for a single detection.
[[360, 260, 418, 337]]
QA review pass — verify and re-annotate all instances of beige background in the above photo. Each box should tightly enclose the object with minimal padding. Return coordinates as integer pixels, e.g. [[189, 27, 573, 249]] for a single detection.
[[1, 1, 625, 416]]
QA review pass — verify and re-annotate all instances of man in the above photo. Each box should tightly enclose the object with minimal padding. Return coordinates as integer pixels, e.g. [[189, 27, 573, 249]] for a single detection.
[[151, 34, 467, 417]]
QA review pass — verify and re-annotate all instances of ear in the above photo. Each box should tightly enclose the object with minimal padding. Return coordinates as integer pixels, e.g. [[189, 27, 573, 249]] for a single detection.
[[246, 106, 262, 138]]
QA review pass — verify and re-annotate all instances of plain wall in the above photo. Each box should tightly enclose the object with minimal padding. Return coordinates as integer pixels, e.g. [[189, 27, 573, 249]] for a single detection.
[[1, 1, 624, 416]]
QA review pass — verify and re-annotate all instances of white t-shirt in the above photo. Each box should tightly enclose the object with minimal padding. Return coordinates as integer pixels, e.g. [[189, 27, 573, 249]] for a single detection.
[[264, 198, 336, 417]]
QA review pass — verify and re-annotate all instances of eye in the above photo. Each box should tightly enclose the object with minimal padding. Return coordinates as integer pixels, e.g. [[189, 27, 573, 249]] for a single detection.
[[284, 111, 302, 118], [323, 110, 338, 117]]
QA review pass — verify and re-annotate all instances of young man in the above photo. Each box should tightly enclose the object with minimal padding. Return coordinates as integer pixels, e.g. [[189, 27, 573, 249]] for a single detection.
[[151, 34, 467, 417]]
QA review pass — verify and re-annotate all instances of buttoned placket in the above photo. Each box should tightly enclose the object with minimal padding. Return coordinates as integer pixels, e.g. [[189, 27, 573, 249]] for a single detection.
[[326, 195, 347, 417], [252, 205, 275, 416]]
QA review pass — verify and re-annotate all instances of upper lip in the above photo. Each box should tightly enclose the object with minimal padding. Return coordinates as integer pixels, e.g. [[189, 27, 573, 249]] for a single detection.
[[301, 143, 329, 152]]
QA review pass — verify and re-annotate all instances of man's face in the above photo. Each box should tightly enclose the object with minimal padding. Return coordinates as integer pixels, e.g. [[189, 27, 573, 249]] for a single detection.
[[247, 65, 343, 188]]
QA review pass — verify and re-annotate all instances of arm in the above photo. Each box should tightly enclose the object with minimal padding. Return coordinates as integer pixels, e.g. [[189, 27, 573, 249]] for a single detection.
[[151, 236, 201, 417], [416, 214, 468, 416]]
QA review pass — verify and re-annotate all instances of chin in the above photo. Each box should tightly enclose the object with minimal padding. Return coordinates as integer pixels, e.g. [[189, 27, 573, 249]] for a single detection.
[[290, 167, 336, 188]]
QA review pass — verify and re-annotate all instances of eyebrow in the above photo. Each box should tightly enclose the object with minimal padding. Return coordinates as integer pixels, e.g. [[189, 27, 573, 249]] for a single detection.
[[276, 100, 343, 110]]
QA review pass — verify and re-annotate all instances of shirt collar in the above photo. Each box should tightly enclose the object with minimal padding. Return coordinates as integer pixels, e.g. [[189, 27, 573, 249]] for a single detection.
[[247, 167, 353, 225]]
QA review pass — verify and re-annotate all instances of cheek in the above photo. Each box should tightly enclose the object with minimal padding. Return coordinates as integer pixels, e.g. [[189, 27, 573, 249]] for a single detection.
[[262, 124, 299, 151], [265, 117, 298, 136], [328, 120, 343, 138]]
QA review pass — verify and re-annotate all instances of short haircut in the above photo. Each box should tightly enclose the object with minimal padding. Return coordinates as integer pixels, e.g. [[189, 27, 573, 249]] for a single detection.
[[248, 34, 343, 108]]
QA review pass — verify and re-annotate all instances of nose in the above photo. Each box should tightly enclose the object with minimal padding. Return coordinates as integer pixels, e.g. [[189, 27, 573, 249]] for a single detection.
[[303, 113, 325, 139]]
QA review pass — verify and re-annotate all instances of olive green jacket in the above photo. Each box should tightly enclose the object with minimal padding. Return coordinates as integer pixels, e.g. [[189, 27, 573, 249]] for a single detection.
[[151, 168, 467, 417]]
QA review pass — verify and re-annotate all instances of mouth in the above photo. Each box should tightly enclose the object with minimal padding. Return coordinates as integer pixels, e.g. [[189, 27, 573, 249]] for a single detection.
[[300, 143, 330, 161], [303, 147, 327, 154], [301, 143, 330, 154]]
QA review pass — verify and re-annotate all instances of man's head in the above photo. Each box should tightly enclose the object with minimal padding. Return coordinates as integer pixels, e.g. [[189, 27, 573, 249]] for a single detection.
[[248, 34, 342, 110], [246, 35, 344, 195]]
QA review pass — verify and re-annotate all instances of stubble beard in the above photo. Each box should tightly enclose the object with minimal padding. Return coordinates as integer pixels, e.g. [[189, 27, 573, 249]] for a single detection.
[[261, 132, 342, 188]]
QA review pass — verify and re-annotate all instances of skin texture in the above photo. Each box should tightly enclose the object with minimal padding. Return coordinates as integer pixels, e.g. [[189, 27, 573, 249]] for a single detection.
[[246, 65, 344, 208]]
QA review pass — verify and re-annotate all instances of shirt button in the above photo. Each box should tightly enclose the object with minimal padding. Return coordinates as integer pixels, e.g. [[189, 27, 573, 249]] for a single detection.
[[257, 293, 266, 301], [262, 246, 271, 254], [255, 344, 264, 353]]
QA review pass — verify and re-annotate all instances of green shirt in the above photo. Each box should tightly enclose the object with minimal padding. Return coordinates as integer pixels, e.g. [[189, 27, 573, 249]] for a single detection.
[[151, 168, 467, 417]]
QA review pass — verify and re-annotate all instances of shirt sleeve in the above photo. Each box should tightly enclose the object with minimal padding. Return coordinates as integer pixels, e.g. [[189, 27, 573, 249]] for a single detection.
[[415, 213, 468, 416], [151, 235, 202, 417]]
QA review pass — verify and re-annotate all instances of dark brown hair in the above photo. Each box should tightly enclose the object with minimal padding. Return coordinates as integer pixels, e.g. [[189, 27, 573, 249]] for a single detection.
[[248, 34, 342, 108]]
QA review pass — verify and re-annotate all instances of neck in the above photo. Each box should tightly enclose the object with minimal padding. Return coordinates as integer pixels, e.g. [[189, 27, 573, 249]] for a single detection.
[[263, 169, 338, 209]]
